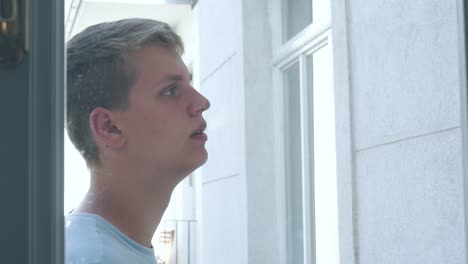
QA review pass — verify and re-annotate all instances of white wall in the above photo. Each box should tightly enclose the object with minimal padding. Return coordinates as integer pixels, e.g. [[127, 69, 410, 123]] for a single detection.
[[197, 0, 248, 263], [345, 0, 466, 263], [197, 0, 282, 262], [242, 0, 282, 263]]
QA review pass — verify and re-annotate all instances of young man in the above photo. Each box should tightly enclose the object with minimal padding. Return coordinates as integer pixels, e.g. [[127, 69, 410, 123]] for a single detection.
[[65, 18, 210, 263]]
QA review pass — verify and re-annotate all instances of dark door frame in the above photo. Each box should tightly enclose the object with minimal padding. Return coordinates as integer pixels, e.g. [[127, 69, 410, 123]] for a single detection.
[[0, 0, 64, 263]]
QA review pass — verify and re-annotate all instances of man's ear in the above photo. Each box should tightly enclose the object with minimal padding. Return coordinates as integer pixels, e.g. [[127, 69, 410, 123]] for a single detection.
[[89, 107, 125, 149]]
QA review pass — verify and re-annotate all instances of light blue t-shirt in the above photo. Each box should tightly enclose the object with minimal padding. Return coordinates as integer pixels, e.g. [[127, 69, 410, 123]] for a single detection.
[[65, 213, 157, 264]]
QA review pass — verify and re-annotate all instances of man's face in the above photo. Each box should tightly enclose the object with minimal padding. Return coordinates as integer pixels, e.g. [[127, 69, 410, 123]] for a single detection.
[[115, 44, 210, 179]]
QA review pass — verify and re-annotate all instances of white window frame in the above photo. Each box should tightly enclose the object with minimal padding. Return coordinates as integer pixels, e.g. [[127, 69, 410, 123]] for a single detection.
[[273, 31, 330, 264], [272, 3, 331, 263], [272, 0, 356, 264]]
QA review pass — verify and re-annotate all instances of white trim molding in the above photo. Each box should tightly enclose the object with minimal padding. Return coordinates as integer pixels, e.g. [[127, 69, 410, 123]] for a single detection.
[[272, 21, 331, 68]]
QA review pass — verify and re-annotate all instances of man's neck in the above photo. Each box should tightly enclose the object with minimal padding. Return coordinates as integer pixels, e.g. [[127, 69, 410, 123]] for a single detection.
[[74, 168, 175, 247]]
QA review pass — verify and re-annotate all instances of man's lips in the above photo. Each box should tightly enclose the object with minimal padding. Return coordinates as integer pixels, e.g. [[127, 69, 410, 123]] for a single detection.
[[191, 133, 208, 141], [191, 122, 208, 141]]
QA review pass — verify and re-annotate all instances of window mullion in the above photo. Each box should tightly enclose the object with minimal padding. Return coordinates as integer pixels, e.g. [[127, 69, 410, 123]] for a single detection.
[[299, 54, 315, 264], [274, 67, 288, 264]]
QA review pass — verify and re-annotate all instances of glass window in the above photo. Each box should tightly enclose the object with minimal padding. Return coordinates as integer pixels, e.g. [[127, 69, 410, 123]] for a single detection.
[[282, 0, 330, 43], [280, 45, 339, 264], [308, 45, 340, 264], [282, 0, 312, 42], [283, 62, 305, 264], [275, 1, 335, 262], [312, 0, 330, 26]]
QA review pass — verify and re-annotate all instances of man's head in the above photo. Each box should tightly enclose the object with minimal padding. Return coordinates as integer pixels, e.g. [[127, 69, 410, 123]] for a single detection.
[[67, 18, 210, 177]]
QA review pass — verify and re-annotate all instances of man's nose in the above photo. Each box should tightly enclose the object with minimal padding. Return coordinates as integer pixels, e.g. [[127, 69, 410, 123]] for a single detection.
[[189, 89, 210, 116]]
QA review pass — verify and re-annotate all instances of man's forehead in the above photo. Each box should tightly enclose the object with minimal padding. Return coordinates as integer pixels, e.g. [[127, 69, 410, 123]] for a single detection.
[[137, 43, 180, 57], [128, 44, 190, 80]]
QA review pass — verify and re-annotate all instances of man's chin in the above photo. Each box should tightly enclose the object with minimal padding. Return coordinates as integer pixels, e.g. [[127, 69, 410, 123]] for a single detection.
[[190, 152, 208, 171], [174, 152, 208, 180]]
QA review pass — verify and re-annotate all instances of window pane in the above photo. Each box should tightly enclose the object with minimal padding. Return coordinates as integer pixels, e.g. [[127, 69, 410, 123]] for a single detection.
[[282, 0, 330, 43], [282, 0, 312, 42], [313, 0, 330, 26], [284, 62, 304, 264], [308, 45, 340, 264]]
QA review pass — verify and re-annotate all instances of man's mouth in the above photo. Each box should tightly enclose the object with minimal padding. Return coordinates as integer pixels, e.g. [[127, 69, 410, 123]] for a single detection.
[[192, 130, 204, 135], [191, 122, 208, 141]]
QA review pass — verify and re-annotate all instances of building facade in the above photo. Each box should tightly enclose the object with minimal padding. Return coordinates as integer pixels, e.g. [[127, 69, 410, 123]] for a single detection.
[[191, 0, 466, 263]]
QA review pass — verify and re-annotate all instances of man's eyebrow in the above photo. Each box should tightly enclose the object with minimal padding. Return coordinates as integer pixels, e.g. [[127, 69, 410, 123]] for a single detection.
[[160, 73, 193, 83]]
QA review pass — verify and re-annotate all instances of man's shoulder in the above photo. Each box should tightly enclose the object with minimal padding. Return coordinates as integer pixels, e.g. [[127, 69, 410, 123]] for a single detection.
[[65, 214, 102, 263], [65, 213, 157, 264], [65, 214, 129, 263]]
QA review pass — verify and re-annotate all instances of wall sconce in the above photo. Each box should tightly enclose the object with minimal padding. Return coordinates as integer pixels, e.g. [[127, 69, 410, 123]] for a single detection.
[[0, 0, 26, 67]]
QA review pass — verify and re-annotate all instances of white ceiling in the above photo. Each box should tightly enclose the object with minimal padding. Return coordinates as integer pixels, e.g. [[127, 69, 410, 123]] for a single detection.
[[66, 0, 191, 39]]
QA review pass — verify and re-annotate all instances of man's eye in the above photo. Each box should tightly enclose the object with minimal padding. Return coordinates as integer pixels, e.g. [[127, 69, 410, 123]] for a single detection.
[[162, 86, 177, 96]]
